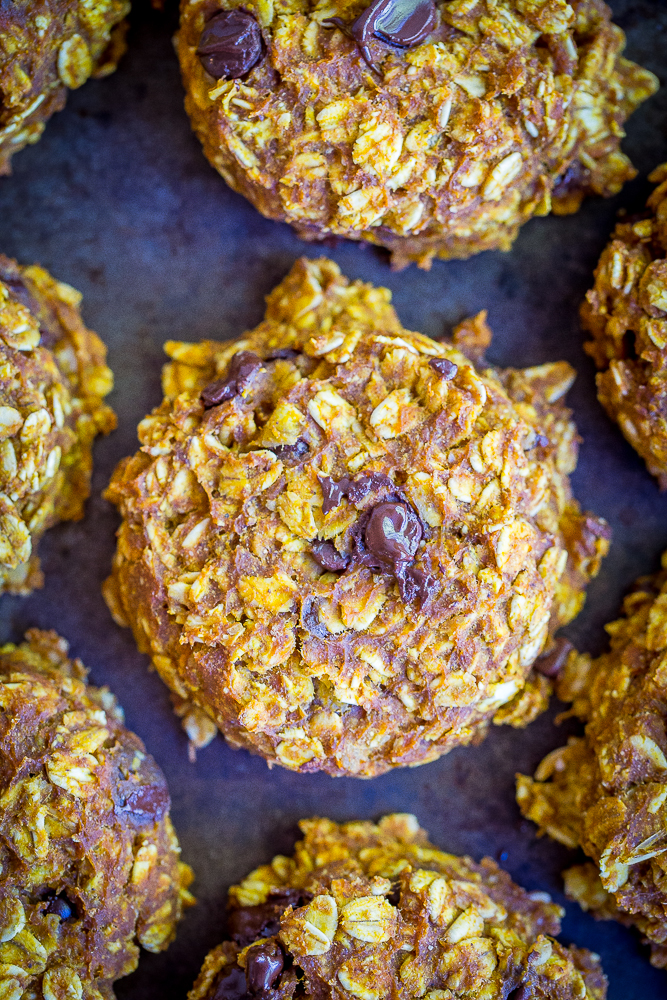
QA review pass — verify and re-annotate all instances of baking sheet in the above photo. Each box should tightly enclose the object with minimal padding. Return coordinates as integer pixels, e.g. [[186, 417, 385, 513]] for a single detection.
[[1, 1, 667, 996]]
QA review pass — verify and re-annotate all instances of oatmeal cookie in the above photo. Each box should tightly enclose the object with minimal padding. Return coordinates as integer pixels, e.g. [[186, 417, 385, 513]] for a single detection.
[[0, 255, 115, 594], [176, 0, 657, 270], [0, 628, 194, 1000], [581, 163, 667, 487], [103, 256, 608, 776], [189, 813, 607, 1000], [516, 552, 667, 969], [0, 0, 130, 175]]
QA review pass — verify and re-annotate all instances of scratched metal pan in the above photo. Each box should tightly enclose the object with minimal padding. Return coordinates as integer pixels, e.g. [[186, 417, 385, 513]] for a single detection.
[[1, 1, 667, 997]]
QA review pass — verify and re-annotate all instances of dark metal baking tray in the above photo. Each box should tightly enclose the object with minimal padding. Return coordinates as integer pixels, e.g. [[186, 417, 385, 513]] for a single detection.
[[1, 1, 667, 997]]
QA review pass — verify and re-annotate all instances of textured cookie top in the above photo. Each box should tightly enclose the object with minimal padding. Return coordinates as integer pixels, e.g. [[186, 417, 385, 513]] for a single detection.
[[0, 0, 130, 174], [189, 813, 607, 1000], [177, 0, 657, 267], [517, 554, 667, 969], [105, 257, 608, 776], [0, 256, 115, 594], [0, 629, 194, 1000], [581, 163, 667, 486]]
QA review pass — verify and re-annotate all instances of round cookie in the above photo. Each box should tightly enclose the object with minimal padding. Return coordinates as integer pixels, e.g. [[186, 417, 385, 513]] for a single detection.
[[581, 163, 667, 487], [517, 552, 667, 970], [103, 256, 609, 777], [189, 813, 607, 1000], [0, 255, 115, 594], [0, 628, 194, 1000], [0, 0, 129, 175], [176, 0, 657, 269]]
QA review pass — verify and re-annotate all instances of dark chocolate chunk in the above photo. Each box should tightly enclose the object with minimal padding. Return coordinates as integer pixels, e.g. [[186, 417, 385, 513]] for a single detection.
[[202, 351, 263, 409], [271, 438, 309, 461], [429, 357, 457, 380], [311, 541, 350, 572], [395, 563, 437, 605], [209, 964, 248, 1000], [386, 885, 401, 906], [197, 10, 263, 80], [45, 893, 76, 921], [365, 502, 422, 569], [319, 475, 354, 514], [534, 637, 573, 679], [246, 941, 284, 993], [325, 0, 436, 70]]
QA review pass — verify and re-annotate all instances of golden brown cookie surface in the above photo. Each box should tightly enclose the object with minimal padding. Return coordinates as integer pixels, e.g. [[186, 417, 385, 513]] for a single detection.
[[176, 0, 657, 269], [0, 0, 130, 175], [103, 257, 608, 776], [0, 255, 116, 594], [516, 554, 667, 969], [0, 629, 194, 1000], [581, 163, 667, 487], [189, 813, 607, 1000]]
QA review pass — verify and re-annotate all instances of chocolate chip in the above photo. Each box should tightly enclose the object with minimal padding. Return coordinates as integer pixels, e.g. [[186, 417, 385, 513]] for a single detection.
[[534, 637, 573, 679], [325, 0, 436, 70], [300, 597, 331, 640], [45, 893, 76, 921], [311, 541, 350, 572], [246, 941, 284, 993], [395, 563, 437, 604], [533, 433, 549, 448], [115, 748, 170, 826], [429, 357, 457, 380], [197, 10, 263, 80], [365, 502, 422, 569], [347, 472, 394, 504], [270, 438, 309, 461], [319, 475, 354, 514], [201, 351, 263, 408], [386, 885, 401, 905], [209, 964, 248, 1000], [228, 890, 311, 946]]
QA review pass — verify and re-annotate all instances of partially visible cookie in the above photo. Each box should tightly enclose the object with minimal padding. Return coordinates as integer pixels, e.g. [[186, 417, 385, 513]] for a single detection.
[[0, 256, 115, 593], [189, 813, 607, 1000], [176, 0, 657, 269], [581, 163, 667, 487], [0, 628, 194, 1000], [103, 256, 609, 777], [517, 553, 667, 969], [0, 0, 130, 175]]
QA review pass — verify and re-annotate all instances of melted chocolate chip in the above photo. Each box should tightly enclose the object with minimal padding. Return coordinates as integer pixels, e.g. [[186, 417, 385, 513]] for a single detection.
[[115, 748, 170, 826], [365, 502, 422, 568], [300, 597, 331, 640], [202, 351, 263, 408], [395, 563, 437, 605], [311, 541, 350, 572], [386, 885, 401, 905], [246, 941, 284, 993], [210, 965, 248, 1000], [319, 475, 354, 514], [534, 637, 573, 679], [45, 893, 76, 921], [319, 472, 395, 514], [228, 890, 311, 947], [270, 438, 309, 461], [197, 10, 263, 80], [325, 0, 436, 70], [429, 357, 457, 380]]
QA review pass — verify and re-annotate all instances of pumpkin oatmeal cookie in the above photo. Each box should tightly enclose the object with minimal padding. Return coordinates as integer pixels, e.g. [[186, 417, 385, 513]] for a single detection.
[[176, 0, 657, 270], [189, 813, 607, 1000], [0, 0, 130, 175], [103, 256, 608, 776], [0, 255, 115, 594], [516, 553, 667, 969], [0, 628, 194, 1000], [581, 163, 667, 488]]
